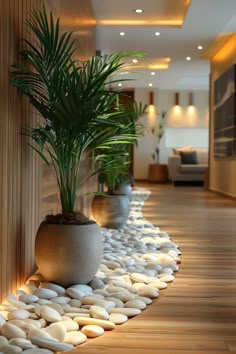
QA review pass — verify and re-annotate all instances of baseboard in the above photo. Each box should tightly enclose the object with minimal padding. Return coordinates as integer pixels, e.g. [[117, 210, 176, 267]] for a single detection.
[[208, 187, 236, 200]]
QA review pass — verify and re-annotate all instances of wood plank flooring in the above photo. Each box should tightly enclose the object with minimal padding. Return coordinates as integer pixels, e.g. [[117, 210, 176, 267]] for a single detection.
[[73, 183, 236, 354]]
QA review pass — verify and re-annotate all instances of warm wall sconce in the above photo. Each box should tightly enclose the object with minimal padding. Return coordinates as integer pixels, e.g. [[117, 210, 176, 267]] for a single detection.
[[175, 92, 179, 105], [149, 91, 154, 105], [189, 92, 194, 105]]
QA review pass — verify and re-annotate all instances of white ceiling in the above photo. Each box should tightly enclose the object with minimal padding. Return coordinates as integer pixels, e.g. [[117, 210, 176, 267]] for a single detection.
[[91, 0, 236, 90]]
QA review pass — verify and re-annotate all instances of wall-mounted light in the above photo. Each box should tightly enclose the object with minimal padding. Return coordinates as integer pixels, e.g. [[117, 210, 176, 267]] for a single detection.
[[189, 92, 194, 106], [175, 92, 179, 106], [149, 91, 154, 105]]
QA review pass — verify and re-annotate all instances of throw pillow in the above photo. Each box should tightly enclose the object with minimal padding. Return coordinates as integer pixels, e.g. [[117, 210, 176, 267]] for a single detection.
[[180, 150, 198, 164], [173, 145, 193, 155]]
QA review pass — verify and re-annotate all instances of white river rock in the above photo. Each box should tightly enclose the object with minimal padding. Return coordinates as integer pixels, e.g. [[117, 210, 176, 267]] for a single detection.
[[45, 322, 66, 342], [109, 313, 128, 325], [108, 308, 141, 317], [33, 289, 57, 300], [8, 339, 36, 350], [74, 317, 115, 330], [0, 344, 23, 354], [40, 306, 62, 323], [90, 306, 109, 320], [64, 331, 87, 345], [81, 325, 104, 338], [1, 323, 27, 339], [30, 337, 74, 352]]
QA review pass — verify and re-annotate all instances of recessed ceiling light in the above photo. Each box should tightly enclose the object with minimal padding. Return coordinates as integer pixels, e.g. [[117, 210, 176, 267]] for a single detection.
[[120, 32, 125, 36], [148, 83, 153, 87], [198, 45, 203, 50], [186, 56, 191, 61], [132, 59, 138, 63], [155, 32, 160, 36], [134, 8, 143, 13], [151, 72, 156, 76], [118, 83, 122, 87]]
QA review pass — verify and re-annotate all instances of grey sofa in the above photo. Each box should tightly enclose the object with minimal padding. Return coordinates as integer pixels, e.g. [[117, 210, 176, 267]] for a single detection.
[[168, 148, 208, 183]]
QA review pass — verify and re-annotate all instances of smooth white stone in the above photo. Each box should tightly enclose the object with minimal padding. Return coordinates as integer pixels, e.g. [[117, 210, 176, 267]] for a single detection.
[[23, 350, 53, 354], [89, 278, 105, 290], [60, 320, 79, 332], [108, 308, 141, 317], [27, 328, 52, 340], [66, 288, 85, 300], [8, 339, 36, 350], [105, 297, 124, 308], [23, 319, 41, 329], [37, 300, 52, 306], [40, 306, 62, 323], [144, 269, 157, 277], [147, 281, 168, 290], [64, 331, 87, 345], [81, 325, 104, 338], [46, 322, 66, 342], [0, 313, 6, 327], [7, 309, 30, 321], [113, 268, 127, 275], [135, 296, 152, 305], [88, 293, 104, 299], [68, 299, 82, 308], [30, 337, 73, 352], [105, 286, 129, 294], [38, 319, 47, 328], [94, 301, 116, 310], [28, 314, 39, 320], [124, 299, 146, 310], [103, 261, 120, 270], [90, 306, 109, 320], [64, 313, 90, 319], [4, 295, 26, 309], [92, 290, 109, 297], [19, 285, 37, 295], [51, 297, 71, 305], [159, 274, 175, 282], [18, 295, 38, 304], [69, 285, 92, 295], [0, 335, 8, 347], [1, 323, 27, 339], [109, 313, 128, 325], [0, 305, 17, 312], [130, 273, 148, 283], [0, 344, 23, 354], [113, 293, 136, 302], [34, 289, 57, 300], [81, 297, 99, 305], [39, 283, 65, 295], [74, 317, 115, 330], [45, 303, 64, 315]]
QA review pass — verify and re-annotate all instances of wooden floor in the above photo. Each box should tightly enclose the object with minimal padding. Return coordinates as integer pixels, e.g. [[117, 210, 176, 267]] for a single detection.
[[73, 183, 236, 354]]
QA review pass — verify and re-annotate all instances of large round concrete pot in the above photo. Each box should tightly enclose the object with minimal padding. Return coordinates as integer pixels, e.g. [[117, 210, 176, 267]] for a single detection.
[[35, 222, 103, 287], [91, 194, 130, 229], [114, 183, 132, 201]]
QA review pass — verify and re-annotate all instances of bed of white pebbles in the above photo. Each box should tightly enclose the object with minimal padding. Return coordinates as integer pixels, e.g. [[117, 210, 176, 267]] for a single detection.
[[0, 188, 181, 354]]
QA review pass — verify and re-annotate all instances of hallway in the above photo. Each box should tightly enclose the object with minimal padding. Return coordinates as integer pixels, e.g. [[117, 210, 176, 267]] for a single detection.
[[74, 183, 236, 354]]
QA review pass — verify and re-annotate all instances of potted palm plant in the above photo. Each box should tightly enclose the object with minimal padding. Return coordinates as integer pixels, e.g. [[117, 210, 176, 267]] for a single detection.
[[11, 5, 143, 286], [91, 100, 147, 229]]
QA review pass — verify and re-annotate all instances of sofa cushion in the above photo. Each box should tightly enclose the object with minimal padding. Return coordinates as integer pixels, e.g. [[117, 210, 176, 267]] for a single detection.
[[180, 150, 198, 164], [196, 149, 208, 164], [180, 164, 208, 174], [173, 145, 192, 155]]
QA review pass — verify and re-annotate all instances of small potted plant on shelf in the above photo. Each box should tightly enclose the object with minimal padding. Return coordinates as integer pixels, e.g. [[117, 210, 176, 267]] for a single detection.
[[148, 110, 168, 182], [91, 100, 147, 229], [11, 4, 144, 286]]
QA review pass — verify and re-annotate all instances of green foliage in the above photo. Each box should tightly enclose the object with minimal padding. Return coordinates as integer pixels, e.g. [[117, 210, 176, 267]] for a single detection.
[[151, 110, 167, 163], [96, 99, 147, 192], [11, 4, 145, 215]]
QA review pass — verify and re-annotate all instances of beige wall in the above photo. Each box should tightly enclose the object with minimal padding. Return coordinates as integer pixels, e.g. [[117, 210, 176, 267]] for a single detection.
[[0, 0, 96, 303], [209, 34, 236, 197], [134, 88, 209, 179]]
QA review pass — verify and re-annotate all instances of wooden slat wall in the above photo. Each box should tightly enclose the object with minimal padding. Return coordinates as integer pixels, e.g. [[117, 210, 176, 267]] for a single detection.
[[0, 0, 96, 303], [0, 0, 43, 303]]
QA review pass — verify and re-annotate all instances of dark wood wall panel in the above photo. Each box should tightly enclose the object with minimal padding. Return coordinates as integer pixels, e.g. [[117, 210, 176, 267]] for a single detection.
[[0, 0, 96, 303]]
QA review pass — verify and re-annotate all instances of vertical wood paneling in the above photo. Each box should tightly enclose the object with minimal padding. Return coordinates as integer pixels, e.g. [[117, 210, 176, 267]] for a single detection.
[[0, 0, 96, 303], [0, 0, 43, 302]]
